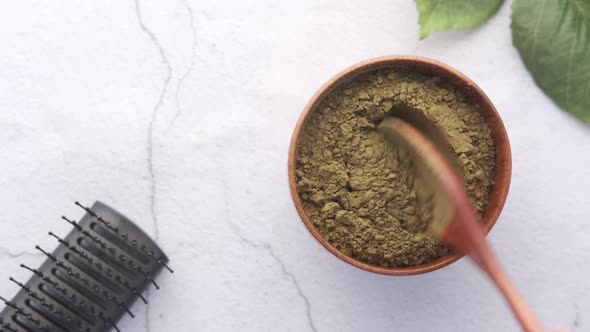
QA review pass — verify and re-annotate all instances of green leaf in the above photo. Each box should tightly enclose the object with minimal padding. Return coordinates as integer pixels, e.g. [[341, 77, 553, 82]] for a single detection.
[[512, 0, 590, 122], [416, 0, 505, 39]]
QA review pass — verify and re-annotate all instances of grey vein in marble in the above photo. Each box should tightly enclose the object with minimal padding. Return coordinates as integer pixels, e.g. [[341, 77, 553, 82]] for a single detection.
[[0, 248, 41, 259], [223, 188, 319, 332], [172, 0, 198, 127], [134, 0, 172, 241], [134, 0, 173, 330]]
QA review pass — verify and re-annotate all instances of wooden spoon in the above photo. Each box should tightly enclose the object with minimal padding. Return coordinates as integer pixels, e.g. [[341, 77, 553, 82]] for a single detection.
[[378, 117, 543, 332]]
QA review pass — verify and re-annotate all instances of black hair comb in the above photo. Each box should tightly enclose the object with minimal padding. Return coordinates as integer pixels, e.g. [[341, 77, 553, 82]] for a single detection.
[[0, 201, 171, 332]]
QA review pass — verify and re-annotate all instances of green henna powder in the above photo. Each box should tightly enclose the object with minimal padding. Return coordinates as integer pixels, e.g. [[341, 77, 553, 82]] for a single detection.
[[295, 68, 496, 267]]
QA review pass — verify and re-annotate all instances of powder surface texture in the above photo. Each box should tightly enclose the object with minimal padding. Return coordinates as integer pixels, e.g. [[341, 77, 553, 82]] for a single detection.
[[296, 69, 496, 267]]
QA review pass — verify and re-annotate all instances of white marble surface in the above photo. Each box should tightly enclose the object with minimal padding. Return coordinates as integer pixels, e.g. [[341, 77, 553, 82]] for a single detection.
[[0, 1, 589, 331]]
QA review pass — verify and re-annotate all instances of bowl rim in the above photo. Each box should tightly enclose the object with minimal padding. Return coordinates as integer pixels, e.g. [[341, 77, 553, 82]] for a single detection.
[[288, 55, 512, 275]]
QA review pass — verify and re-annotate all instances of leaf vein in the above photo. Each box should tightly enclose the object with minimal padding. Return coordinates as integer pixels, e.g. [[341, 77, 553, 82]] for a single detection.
[[530, 0, 548, 56], [565, 39, 576, 108]]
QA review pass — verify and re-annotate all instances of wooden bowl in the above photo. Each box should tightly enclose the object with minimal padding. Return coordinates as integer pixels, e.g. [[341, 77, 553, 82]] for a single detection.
[[288, 55, 512, 275]]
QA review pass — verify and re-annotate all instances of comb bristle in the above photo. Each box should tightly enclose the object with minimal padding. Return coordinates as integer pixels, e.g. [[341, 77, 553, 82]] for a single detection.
[[20, 265, 64, 295], [61, 216, 82, 231], [49, 232, 95, 266], [62, 217, 107, 250], [1, 201, 169, 332], [40, 243, 146, 314], [0, 296, 19, 312], [13, 312, 57, 332], [79, 202, 173, 274], [1, 296, 58, 332], [0, 318, 18, 332], [75, 202, 119, 234], [160, 261, 174, 273], [97, 312, 119, 332], [23, 260, 135, 322], [70, 226, 165, 289], [36, 248, 124, 304], [10, 277, 87, 331], [49, 232, 145, 290], [64, 251, 146, 304], [141, 246, 174, 273]]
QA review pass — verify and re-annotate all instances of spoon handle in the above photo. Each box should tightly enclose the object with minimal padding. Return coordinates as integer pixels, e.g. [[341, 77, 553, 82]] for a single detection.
[[444, 219, 543, 331], [488, 263, 544, 332], [443, 211, 544, 332], [472, 240, 544, 332]]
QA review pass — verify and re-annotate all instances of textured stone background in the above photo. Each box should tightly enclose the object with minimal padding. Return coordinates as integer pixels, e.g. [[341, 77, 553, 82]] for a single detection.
[[0, 0, 588, 331]]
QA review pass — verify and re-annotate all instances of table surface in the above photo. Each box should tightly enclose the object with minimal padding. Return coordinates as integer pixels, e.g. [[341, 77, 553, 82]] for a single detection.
[[1, 1, 589, 331]]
